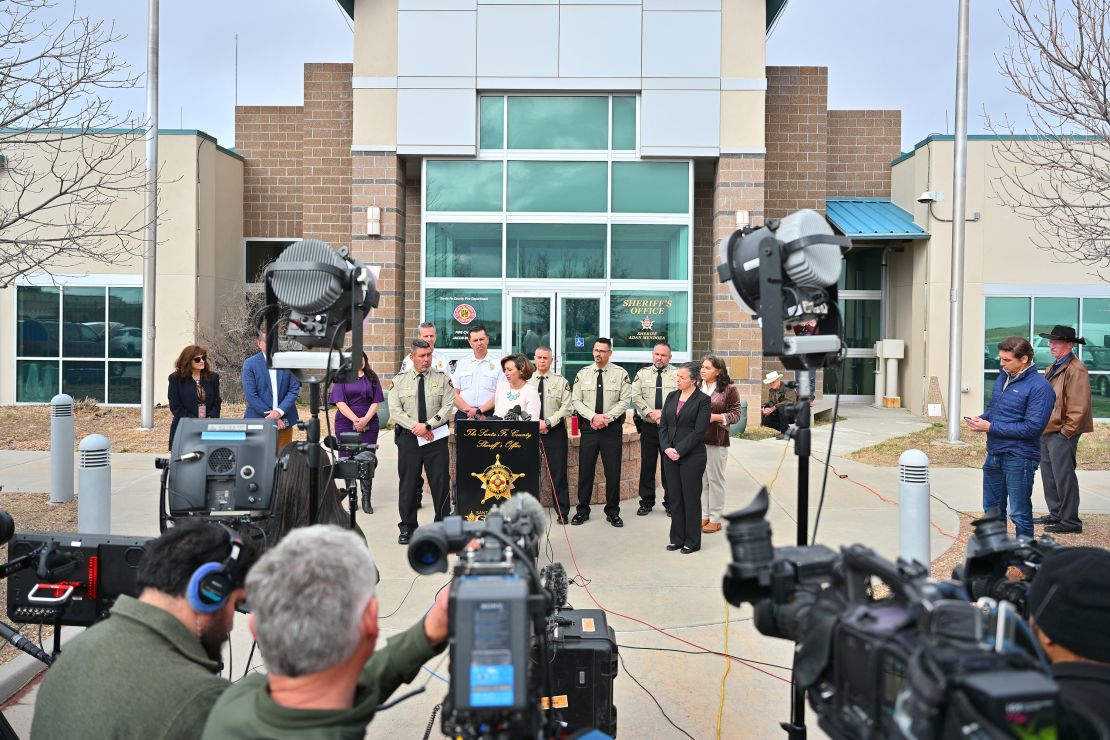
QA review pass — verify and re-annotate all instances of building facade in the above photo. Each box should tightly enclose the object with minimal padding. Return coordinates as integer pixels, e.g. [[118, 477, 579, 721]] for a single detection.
[[2, 131, 244, 405]]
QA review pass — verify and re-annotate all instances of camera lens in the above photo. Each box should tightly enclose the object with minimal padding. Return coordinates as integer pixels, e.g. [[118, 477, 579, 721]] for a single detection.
[[406, 527, 449, 575]]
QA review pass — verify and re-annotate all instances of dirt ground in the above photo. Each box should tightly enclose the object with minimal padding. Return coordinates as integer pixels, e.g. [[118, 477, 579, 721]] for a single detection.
[[0, 402, 309, 454], [849, 423, 1110, 470], [0, 494, 77, 665]]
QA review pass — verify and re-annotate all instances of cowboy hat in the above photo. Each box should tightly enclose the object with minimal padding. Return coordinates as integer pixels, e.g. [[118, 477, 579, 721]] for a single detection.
[[1037, 324, 1086, 345], [763, 370, 785, 384]]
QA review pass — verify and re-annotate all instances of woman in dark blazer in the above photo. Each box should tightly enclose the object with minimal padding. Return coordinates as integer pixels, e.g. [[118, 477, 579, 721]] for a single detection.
[[659, 363, 711, 553], [167, 344, 222, 450]]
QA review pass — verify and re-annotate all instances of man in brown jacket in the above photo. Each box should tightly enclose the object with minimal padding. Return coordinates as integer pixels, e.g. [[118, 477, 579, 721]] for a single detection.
[[1036, 325, 1094, 533]]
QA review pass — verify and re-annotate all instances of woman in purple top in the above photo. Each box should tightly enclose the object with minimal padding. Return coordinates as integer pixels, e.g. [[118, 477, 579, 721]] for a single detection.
[[329, 352, 384, 514]]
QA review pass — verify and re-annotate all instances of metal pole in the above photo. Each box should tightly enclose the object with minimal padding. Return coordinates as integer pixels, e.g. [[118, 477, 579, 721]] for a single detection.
[[77, 435, 111, 534], [898, 449, 931, 567], [945, 0, 970, 443], [49, 394, 74, 504], [140, 0, 159, 429]]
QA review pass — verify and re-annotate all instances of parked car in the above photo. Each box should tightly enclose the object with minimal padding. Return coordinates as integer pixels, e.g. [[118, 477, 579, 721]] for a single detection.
[[109, 326, 142, 358]]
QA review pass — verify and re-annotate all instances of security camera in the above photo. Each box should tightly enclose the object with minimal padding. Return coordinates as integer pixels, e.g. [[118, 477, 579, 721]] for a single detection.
[[917, 191, 945, 204]]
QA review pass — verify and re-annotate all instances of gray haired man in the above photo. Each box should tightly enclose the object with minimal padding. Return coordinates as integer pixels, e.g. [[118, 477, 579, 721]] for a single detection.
[[202, 525, 448, 738]]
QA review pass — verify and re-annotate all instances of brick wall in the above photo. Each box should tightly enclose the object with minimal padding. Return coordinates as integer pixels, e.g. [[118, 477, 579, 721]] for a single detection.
[[236, 105, 303, 240], [302, 63, 353, 251], [765, 66, 828, 219], [827, 110, 902, 198], [350, 153, 407, 374], [691, 181, 715, 359], [403, 178, 422, 348]]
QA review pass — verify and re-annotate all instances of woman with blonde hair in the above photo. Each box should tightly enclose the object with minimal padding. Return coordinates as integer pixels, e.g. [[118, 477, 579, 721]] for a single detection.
[[699, 354, 742, 534]]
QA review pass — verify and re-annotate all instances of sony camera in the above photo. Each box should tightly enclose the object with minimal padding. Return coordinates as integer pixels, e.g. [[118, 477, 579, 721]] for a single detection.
[[408, 494, 617, 739], [722, 488, 1064, 739], [325, 432, 378, 489]]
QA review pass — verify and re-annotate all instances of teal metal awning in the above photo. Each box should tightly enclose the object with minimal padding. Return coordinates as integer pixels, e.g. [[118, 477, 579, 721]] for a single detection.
[[336, 0, 789, 31], [825, 197, 929, 241]]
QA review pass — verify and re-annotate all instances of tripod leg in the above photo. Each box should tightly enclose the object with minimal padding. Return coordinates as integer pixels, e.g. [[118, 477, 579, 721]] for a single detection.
[[348, 485, 357, 529]]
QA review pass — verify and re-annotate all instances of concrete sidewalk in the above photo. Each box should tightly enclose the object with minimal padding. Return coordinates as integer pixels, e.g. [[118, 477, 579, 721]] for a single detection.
[[2, 404, 1109, 738]]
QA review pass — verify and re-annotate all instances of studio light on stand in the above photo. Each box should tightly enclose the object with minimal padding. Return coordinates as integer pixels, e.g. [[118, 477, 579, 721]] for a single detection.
[[263, 240, 380, 526], [717, 208, 851, 740]]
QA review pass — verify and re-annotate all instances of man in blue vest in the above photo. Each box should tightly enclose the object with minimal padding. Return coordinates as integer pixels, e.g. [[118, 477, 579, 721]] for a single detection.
[[965, 336, 1055, 538]]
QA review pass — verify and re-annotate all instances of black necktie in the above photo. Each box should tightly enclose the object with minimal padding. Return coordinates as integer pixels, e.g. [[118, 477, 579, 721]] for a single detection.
[[538, 376, 546, 420], [417, 373, 428, 424], [655, 368, 663, 410], [595, 369, 605, 414]]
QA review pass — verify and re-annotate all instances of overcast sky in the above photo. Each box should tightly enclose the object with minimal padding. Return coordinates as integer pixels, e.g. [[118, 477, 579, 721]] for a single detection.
[[72, 0, 1032, 151]]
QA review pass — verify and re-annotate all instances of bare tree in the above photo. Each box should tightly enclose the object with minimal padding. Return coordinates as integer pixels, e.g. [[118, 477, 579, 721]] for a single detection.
[[0, 0, 150, 288]]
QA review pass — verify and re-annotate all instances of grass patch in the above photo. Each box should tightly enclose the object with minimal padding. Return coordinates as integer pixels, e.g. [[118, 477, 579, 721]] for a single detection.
[[848, 423, 1110, 470]]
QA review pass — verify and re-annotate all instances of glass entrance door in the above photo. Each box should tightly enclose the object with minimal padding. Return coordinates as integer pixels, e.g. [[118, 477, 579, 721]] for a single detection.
[[508, 292, 604, 381], [824, 246, 883, 401]]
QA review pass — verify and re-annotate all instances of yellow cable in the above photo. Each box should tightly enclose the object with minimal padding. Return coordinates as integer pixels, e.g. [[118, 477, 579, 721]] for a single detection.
[[767, 438, 791, 493], [716, 599, 731, 739]]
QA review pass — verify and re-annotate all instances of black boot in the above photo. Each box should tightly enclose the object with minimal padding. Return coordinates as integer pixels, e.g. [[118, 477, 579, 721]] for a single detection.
[[361, 485, 373, 515]]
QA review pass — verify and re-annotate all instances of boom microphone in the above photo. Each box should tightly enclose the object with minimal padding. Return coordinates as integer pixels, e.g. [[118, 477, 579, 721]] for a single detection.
[[498, 492, 547, 538], [0, 622, 52, 665]]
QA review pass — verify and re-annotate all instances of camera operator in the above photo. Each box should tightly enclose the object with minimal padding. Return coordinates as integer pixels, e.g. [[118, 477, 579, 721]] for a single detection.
[[202, 525, 448, 738], [31, 520, 259, 740], [1027, 547, 1110, 723]]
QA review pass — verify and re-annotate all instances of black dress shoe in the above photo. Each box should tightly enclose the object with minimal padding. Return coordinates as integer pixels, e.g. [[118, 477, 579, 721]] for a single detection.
[[666, 544, 682, 551], [571, 513, 589, 525], [397, 530, 411, 545], [1033, 514, 1060, 525], [680, 546, 700, 554], [1044, 522, 1083, 534], [556, 516, 569, 525], [606, 515, 624, 528], [636, 505, 652, 516]]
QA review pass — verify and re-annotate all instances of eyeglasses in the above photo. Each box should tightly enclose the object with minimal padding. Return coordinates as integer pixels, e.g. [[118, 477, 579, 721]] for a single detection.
[[192, 357, 206, 363]]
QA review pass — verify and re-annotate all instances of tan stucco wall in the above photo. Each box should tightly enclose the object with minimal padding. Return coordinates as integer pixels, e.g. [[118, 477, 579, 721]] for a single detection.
[[722, 0, 767, 78], [890, 138, 1110, 417], [1, 132, 242, 405], [720, 90, 765, 150], [354, 0, 397, 78], [352, 88, 397, 148]]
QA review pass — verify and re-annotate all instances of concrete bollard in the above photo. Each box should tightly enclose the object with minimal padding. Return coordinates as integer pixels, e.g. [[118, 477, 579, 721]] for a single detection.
[[49, 394, 75, 504], [78, 434, 111, 534], [898, 448, 931, 568]]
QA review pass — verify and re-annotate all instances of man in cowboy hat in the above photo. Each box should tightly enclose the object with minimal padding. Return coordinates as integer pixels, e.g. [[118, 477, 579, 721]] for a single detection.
[[1035, 324, 1093, 534], [760, 370, 796, 432]]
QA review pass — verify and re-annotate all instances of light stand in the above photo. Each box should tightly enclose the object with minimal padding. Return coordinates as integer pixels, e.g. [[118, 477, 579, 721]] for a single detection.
[[717, 210, 851, 740], [263, 241, 379, 527]]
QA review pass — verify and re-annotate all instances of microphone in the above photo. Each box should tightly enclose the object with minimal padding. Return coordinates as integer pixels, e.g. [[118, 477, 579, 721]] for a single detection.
[[504, 405, 532, 422], [0, 622, 52, 666], [498, 492, 547, 538], [176, 451, 204, 463]]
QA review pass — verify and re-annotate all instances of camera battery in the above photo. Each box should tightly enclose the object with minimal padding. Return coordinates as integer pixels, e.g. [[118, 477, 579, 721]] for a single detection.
[[543, 608, 618, 737]]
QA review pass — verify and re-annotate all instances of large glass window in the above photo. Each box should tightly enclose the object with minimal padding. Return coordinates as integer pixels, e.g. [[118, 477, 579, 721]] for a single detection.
[[1082, 298, 1110, 372], [16, 285, 142, 403], [609, 291, 689, 352], [245, 240, 295, 282], [480, 96, 504, 150], [611, 225, 688, 280], [426, 161, 503, 212], [426, 223, 502, 278], [506, 224, 605, 279], [611, 97, 636, 151], [611, 162, 689, 214], [507, 161, 607, 213], [840, 299, 881, 349], [507, 96, 609, 150], [984, 297, 1031, 369], [424, 289, 503, 350], [839, 247, 883, 290]]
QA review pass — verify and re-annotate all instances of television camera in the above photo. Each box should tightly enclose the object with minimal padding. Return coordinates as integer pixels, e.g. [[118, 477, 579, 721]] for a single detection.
[[954, 509, 1060, 616], [719, 488, 1106, 739], [323, 431, 378, 526], [407, 493, 617, 740]]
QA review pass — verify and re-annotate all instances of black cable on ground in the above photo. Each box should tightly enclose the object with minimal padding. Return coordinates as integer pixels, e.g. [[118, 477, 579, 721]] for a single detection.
[[617, 652, 695, 740]]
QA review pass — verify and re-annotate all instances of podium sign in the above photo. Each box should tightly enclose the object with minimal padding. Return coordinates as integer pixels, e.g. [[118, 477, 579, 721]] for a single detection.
[[455, 420, 541, 520]]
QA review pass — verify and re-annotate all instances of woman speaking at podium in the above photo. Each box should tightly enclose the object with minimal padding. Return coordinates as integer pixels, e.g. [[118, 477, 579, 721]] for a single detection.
[[494, 353, 542, 419]]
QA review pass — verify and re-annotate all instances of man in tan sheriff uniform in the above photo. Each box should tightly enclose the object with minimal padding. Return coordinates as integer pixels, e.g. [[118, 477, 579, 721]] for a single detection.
[[630, 342, 678, 517], [528, 346, 574, 524], [571, 338, 632, 527], [387, 339, 455, 545]]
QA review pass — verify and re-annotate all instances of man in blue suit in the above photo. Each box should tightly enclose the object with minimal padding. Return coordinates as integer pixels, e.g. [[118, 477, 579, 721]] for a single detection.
[[243, 328, 301, 450]]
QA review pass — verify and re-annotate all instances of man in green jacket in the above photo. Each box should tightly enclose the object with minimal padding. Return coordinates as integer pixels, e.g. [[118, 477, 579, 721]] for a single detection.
[[31, 520, 258, 740], [203, 524, 449, 739]]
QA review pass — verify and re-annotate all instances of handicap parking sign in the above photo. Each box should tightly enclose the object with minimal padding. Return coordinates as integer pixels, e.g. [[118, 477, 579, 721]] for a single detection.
[[574, 335, 584, 348]]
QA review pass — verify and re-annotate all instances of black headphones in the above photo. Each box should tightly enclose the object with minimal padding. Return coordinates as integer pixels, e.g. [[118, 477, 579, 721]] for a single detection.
[[186, 523, 244, 614]]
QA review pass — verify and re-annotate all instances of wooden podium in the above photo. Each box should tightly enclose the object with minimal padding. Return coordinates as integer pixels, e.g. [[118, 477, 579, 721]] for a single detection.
[[455, 419, 541, 520]]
